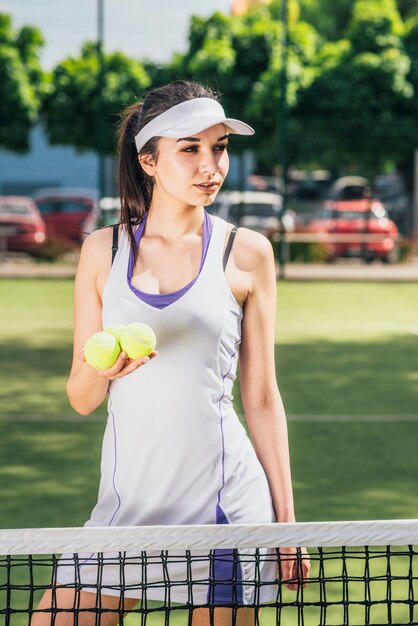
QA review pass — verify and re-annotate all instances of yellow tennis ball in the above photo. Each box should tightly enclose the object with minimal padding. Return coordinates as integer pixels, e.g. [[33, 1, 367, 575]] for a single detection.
[[103, 324, 125, 343], [120, 322, 157, 360], [84, 332, 121, 370]]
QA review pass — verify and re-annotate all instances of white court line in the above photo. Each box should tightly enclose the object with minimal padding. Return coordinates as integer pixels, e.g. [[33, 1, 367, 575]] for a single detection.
[[0, 414, 105, 422], [1, 414, 418, 423], [288, 414, 418, 422]]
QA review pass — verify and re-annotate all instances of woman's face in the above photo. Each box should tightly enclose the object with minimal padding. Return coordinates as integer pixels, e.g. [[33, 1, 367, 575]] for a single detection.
[[141, 123, 230, 208]]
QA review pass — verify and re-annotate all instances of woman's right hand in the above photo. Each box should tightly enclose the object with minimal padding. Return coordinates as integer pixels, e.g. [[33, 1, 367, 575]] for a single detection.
[[80, 349, 158, 380]]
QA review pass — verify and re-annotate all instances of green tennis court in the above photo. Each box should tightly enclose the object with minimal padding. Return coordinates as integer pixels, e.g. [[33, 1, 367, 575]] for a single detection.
[[1, 279, 418, 625], [1, 279, 418, 527]]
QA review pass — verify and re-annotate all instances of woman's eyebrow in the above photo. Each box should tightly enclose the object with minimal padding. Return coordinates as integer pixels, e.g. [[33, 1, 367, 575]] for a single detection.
[[176, 134, 229, 143]]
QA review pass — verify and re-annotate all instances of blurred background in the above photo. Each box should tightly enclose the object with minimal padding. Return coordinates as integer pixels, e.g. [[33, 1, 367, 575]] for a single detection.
[[1, 0, 418, 265], [1, 0, 418, 531]]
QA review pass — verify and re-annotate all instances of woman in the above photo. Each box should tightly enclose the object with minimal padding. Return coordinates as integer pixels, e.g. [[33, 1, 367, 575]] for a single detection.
[[33, 80, 309, 626]]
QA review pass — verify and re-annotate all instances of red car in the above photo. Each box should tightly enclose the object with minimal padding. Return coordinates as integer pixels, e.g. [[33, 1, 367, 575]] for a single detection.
[[33, 188, 99, 245], [307, 178, 399, 263], [0, 196, 48, 255]]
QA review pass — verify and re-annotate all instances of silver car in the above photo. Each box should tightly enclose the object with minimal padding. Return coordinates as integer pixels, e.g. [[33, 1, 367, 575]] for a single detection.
[[208, 191, 295, 235]]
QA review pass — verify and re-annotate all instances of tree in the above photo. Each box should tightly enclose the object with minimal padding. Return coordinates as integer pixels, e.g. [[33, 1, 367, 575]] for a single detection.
[[394, 0, 418, 21], [348, 0, 404, 53], [400, 16, 418, 187], [170, 4, 319, 171], [293, 0, 353, 41], [247, 3, 321, 169], [292, 0, 415, 175], [0, 13, 45, 152], [296, 0, 412, 41], [43, 43, 151, 154]]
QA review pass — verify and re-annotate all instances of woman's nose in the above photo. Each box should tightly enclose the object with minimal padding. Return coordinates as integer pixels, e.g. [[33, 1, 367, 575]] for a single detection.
[[199, 150, 220, 176]]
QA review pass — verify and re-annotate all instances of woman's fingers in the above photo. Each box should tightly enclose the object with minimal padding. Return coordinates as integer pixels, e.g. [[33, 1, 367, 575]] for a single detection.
[[81, 347, 158, 379], [279, 547, 310, 591], [109, 351, 158, 379]]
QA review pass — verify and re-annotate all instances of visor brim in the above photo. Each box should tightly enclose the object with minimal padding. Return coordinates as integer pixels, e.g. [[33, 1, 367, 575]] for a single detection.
[[162, 117, 255, 138]]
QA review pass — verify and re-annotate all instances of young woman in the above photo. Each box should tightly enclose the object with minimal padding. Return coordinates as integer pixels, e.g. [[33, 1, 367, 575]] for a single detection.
[[33, 80, 309, 626]]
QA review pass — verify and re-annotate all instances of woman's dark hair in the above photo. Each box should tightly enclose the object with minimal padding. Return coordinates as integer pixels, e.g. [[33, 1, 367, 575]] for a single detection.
[[117, 80, 221, 265]]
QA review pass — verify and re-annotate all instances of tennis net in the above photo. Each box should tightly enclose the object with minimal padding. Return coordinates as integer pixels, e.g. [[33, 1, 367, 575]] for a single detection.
[[1, 519, 418, 625]]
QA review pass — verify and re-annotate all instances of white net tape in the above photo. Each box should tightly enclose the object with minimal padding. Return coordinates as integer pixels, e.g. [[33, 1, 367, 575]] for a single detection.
[[1, 519, 418, 555]]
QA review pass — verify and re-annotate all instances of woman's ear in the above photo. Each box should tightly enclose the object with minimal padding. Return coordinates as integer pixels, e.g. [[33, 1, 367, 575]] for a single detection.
[[138, 154, 155, 177]]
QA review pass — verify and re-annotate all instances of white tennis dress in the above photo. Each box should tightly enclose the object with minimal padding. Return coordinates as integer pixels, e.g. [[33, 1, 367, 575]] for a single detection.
[[57, 211, 277, 605]]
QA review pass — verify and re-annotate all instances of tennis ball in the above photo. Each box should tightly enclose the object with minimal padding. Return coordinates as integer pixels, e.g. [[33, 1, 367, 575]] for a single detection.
[[120, 322, 157, 360], [84, 331, 121, 370], [104, 324, 125, 343]]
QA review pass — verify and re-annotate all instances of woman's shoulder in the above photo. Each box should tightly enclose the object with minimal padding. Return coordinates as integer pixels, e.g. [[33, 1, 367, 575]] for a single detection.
[[225, 220, 274, 270], [78, 224, 124, 273]]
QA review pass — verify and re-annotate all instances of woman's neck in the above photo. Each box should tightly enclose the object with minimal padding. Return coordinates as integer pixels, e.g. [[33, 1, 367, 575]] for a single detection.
[[145, 201, 205, 241]]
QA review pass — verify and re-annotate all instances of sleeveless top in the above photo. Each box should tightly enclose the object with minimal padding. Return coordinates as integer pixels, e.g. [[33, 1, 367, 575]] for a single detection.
[[56, 210, 277, 606]]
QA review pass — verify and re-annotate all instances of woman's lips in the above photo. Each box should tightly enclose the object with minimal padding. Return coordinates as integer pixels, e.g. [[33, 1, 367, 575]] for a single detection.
[[194, 183, 219, 192]]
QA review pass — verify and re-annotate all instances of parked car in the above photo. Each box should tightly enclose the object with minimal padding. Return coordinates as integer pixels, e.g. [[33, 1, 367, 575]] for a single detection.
[[307, 177, 399, 263], [373, 173, 410, 234], [327, 175, 373, 201], [0, 196, 48, 255], [209, 191, 295, 236], [33, 188, 99, 245]]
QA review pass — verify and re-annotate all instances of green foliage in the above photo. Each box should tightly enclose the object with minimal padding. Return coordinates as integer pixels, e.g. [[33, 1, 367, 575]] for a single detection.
[[43, 43, 151, 153], [404, 16, 418, 88], [294, 0, 411, 41], [246, 14, 321, 167], [348, 0, 404, 53], [0, 13, 45, 152], [173, 5, 319, 167], [291, 0, 415, 175], [0, 12, 13, 45], [397, 0, 418, 20], [288, 241, 329, 263], [297, 0, 353, 40]]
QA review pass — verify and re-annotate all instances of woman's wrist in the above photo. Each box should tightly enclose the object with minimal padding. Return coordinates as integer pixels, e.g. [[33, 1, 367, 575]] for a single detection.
[[273, 504, 296, 523], [277, 515, 296, 523]]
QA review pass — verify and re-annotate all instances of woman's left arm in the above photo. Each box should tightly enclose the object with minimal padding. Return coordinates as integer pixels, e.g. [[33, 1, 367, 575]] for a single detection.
[[238, 231, 295, 524]]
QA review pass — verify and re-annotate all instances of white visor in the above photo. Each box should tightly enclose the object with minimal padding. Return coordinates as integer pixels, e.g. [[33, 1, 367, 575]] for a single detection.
[[134, 97, 254, 153]]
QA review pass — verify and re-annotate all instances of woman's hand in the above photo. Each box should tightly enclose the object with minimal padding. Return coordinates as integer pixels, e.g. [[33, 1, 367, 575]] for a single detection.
[[278, 546, 310, 591], [80, 349, 158, 380]]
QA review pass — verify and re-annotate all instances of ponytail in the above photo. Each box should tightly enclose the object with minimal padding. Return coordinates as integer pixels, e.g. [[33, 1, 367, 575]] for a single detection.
[[117, 103, 158, 266], [117, 80, 221, 265]]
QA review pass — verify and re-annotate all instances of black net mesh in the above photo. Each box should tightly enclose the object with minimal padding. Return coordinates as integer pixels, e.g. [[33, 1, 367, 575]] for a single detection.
[[1, 545, 418, 625]]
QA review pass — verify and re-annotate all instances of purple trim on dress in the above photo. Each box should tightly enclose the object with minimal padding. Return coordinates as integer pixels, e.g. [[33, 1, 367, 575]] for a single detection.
[[216, 340, 240, 509], [107, 395, 122, 526], [206, 340, 243, 604], [206, 505, 244, 605], [127, 210, 213, 309]]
